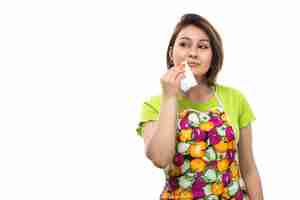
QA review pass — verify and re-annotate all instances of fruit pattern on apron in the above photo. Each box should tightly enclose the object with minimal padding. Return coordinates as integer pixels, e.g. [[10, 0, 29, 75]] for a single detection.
[[160, 92, 249, 200]]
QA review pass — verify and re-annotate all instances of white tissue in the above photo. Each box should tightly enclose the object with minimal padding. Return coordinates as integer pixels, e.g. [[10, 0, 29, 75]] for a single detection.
[[180, 61, 198, 93]]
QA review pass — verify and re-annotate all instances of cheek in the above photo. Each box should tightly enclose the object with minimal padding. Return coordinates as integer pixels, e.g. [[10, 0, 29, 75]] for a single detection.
[[173, 54, 186, 66], [200, 54, 213, 68], [173, 47, 186, 62], [200, 52, 213, 63]]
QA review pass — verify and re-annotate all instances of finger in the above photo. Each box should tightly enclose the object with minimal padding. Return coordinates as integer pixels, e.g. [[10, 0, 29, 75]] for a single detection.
[[172, 65, 185, 74], [175, 71, 185, 81], [175, 62, 185, 70], [170, 69, 185, 83], [179, 61, 187, 69], [175, 73, 185, 85], [164, 67, 176, 82], [165, 67, 182, 81]]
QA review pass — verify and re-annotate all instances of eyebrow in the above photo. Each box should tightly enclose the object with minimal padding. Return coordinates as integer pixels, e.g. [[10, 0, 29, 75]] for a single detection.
[[179, 36, 209, 42]]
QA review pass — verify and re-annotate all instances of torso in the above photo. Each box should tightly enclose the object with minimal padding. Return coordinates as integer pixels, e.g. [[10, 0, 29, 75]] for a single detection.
[[160, 86, 249, 200]]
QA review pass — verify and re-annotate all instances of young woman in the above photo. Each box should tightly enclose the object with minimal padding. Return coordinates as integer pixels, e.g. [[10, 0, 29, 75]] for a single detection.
[[136, 13, 264, 200]]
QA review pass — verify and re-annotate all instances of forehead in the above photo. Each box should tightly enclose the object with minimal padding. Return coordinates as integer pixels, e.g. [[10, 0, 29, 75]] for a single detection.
[[177, 25, 209, 41]]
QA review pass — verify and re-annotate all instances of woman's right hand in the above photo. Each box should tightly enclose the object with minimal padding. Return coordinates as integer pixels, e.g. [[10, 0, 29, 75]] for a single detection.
[[160, 63, 186, 98]]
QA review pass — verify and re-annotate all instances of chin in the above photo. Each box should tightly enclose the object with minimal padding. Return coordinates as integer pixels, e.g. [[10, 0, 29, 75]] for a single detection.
[[192, 72, 203, 77]]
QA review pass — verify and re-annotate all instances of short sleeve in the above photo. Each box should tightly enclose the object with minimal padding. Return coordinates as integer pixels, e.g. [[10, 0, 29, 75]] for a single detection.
[[237, 90, 256, 128], [136, 96, 161, 137]]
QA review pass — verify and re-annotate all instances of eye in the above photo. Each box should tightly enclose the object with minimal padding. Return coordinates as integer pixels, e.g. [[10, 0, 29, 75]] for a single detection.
[[179, 42, 187, 47], [198, 45, 209, 49]]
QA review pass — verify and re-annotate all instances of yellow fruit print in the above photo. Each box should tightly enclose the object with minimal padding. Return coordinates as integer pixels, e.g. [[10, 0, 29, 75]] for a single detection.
[[209, 107, 222, 115], [221, 112, 229, 121], [195, 141, 207, 149], [222, 187, 231, 199], [189, 147, 205, 158], [230, 161, 240, 180], [189, 141, 207, 158], [173, 188, 183, 200], [227, 140, 236, 150], [217, 159, 229, 172], [180, 190, 193, 200], [214, 140, 228, 153], [190, 159, 206, 172], [161, 191, 170, 199], [212, 182, 225, 195], [179, 110, 188, 118], [179, 128, 192, 142], [200, 121, 214, 131]]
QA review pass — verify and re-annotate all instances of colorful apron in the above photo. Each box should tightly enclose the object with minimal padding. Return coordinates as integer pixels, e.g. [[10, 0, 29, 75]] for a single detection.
[[160, 91, 249, 200]]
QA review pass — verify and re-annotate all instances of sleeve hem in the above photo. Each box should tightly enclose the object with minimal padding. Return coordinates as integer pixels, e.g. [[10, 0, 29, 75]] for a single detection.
[[136, 119, 159, 137], [240, 116, 256, 128]]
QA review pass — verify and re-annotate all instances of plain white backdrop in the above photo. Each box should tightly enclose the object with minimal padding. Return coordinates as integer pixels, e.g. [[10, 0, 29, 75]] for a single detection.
[[1, 0, 300, 199]]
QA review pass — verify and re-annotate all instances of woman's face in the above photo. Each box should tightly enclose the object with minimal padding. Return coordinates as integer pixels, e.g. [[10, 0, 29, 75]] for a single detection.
[[170, 25, 213, 80]]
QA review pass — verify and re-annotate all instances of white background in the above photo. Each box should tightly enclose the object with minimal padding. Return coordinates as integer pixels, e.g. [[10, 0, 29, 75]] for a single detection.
[[0, 0, 299, 199]]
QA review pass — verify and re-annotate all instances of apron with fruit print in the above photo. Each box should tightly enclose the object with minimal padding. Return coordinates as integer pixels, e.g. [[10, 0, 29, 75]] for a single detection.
[[160, 92, 249, 200]]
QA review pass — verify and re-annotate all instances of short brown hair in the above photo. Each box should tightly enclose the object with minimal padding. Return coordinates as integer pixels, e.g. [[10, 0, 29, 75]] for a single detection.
[[166, 13, 224, 87]]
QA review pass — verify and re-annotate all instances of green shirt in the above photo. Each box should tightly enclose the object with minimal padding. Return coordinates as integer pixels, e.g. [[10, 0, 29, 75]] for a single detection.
[[136, 84, 256, 143]]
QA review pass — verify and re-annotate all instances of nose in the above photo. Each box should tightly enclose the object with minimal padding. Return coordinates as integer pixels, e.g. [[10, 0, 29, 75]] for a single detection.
[[187, 47, 198, 59]]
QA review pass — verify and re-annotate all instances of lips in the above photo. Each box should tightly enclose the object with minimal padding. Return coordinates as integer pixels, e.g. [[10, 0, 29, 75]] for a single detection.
[[187, 61, 200, 65], [188, 63, 200, 68]]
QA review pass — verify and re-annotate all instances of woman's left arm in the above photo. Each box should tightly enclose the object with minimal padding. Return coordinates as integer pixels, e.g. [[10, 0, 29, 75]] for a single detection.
[[238, 124, 264, 200]]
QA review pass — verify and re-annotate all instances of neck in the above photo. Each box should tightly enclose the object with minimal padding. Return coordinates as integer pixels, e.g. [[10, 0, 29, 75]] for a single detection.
[[179, 82, 215, 103]]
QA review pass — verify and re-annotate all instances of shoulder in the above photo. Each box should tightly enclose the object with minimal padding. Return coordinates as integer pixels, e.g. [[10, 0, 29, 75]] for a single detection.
[[216, 83, 246, 99]]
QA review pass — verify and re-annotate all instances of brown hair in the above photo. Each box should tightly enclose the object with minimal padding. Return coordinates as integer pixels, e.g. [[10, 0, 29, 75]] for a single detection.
[[166, 13, 224, 87]]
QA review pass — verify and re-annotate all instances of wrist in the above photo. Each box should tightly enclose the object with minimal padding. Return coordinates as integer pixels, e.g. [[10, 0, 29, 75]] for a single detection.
[[161, 94, 177, 102]]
